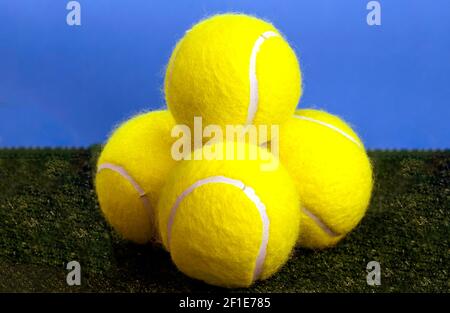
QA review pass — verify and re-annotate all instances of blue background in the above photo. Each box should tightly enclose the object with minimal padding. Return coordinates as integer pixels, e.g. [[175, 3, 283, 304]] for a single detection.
[[0, 0, 449, 148]]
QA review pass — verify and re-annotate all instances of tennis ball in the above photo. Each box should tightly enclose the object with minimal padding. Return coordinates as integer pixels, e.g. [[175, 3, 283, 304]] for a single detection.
[[95, 110, 177, 244], [157, 141, 300, 288], [279, 109, 373, 249], [165, 13, 301, 132]]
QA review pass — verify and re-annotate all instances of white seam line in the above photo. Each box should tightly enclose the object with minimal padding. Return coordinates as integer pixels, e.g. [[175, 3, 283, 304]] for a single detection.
[[294, 115, 361, 148], [97, 163, 159, 242], [167, 175, 269, 282], [246, 31, 279, 126], [301, 207, 340, 238]]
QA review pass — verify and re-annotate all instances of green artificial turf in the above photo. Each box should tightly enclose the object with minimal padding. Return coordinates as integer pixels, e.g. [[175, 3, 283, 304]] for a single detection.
[[0, 147, 448, 292]]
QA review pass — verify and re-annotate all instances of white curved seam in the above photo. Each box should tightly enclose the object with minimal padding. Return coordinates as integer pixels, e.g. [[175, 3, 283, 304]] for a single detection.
[[97, 163, 158, 241], [247, 31, 279, 125], [167, 175, 269, 282], [294, 115, 361, 148], [98, 163, 145, 196], [301, 207, 340, 238]]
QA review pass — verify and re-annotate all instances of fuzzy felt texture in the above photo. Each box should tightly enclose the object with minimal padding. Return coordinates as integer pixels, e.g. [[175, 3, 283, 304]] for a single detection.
[[279, 109, 373, 249], [95, 110, 177, 244], [157, 141, 300, 288], [165, 13, 301, 132]]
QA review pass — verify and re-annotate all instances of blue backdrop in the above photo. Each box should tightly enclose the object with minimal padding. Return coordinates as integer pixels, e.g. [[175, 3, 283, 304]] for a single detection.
[[0, 0, 449, 148]]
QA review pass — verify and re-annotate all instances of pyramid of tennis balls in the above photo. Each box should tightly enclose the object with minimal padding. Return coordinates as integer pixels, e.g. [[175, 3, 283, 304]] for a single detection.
[[95, 13, 373, 288]]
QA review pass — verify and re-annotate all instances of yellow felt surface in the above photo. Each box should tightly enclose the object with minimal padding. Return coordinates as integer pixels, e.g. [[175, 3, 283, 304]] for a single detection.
[[165, 13, 301, 131], [95, 110, 177, 244], [279, 109, 373, 249], [157, 141, 300, 288]]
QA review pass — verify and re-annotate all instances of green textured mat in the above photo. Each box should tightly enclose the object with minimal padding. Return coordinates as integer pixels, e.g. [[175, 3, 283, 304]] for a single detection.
[[0, 148, 448, 292]]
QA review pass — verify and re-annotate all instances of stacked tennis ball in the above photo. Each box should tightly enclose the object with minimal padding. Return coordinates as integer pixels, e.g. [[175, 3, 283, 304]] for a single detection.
[[95, 13, 373, 288]]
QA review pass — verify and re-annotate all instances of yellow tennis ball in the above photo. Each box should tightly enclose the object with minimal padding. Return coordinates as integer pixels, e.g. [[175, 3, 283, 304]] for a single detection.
[[157, 141, 300, 288], [165, 13, 302, 131], [95, 110, 177, 244], [279, 109, 373, 249]]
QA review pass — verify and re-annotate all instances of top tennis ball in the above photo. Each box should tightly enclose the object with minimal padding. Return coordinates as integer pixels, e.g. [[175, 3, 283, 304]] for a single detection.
[[165, 13, 302, 131]]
